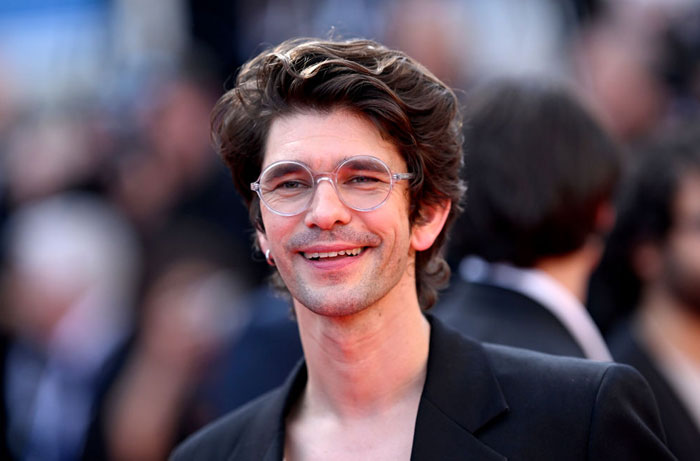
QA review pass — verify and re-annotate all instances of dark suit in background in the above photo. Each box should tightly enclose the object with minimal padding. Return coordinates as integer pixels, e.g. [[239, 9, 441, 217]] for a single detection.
[[586, 126, 700, 461], [440, 80, 621, 361], [435, 280, 585, 358], [608, 320, 700, 461]]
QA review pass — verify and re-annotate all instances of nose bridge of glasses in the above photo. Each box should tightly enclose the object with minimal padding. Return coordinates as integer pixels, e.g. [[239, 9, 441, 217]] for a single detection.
[[314, 174, 337, 186], [305, 172, 353, 224], [312, 174, 341, 201]]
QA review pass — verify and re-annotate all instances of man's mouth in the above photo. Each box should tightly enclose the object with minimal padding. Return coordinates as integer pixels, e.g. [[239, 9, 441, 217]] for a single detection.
[[302, 247, 364, 260]]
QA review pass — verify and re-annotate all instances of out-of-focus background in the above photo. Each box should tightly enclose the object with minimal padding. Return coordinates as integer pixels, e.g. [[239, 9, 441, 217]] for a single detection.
[[1, 0, 699, 460]]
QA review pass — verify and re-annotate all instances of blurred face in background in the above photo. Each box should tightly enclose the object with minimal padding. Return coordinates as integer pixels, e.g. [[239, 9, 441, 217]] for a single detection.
[[147, 80, 215, 174], [662, 171, 700, 314], [4, 115, 95, 204], [2, 263, 85, 344], [0, 194, 139, 347]]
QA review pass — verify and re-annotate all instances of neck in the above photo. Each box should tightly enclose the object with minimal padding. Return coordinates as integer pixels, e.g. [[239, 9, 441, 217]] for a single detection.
[[639, 289, 700, 365], [533, 242, 600, 303], [293, 290, 430, 420]]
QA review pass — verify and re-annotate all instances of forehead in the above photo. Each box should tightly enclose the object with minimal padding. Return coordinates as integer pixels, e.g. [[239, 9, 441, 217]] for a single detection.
[[262, 108, 404, 171]]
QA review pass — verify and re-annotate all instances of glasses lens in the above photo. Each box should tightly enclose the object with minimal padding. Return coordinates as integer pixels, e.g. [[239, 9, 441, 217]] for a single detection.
[[259, 162, 314, 214], [336, 157, 392, 210]]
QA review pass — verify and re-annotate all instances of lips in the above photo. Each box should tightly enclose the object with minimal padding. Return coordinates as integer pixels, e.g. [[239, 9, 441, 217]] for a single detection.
[[302, 247, 364, 260]]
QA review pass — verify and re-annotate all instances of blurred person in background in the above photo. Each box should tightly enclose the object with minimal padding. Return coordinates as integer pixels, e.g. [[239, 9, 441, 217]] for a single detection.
[[598, 127, 700, 460], [186, 0, 390, 84], [109, 67, 246, 230], [382, 0, 473, 87], [2, 110, 107, 207], [435, 79, 620, 360], [584, 0, 700, 334], [571, 1, 670, 145], [109, 70, 217, 234], [655, 4, 700, 127], [570, 0, 700, 146], [82, 220, 246, 461], [0, 193, 140, 461], [106, 61, 267, 284], [83, 219, 302, 460], [194, 285, 303, 422]]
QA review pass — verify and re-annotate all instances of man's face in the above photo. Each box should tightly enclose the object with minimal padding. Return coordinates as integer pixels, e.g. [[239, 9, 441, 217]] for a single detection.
[[661, 172, 700, 315], [257, 108, 417, 317]]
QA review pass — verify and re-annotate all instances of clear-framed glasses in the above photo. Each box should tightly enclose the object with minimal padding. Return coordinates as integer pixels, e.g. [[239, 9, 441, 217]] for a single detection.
[[251, 155, 414, 216]]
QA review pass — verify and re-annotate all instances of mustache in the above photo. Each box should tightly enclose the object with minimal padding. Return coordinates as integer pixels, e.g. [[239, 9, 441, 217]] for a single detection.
[[287, 228, 381, 249]]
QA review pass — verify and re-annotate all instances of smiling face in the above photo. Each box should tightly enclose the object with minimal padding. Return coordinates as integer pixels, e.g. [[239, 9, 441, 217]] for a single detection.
[[257, 108, 427, 317]]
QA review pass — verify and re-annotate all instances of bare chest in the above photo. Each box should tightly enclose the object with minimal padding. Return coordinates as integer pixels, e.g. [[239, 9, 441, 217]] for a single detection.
[[283, 408, 418, 461]]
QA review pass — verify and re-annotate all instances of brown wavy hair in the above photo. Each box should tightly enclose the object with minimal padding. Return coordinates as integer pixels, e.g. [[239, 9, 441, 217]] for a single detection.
[[211, 37, 465, 309]]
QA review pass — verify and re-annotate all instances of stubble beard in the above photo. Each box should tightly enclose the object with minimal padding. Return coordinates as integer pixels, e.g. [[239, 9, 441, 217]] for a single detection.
[[284, 244, 409, 318]]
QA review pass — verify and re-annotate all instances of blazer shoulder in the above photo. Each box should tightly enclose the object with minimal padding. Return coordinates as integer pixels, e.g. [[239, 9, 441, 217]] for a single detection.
[[170, 387, 283, 461], [482, 342, 656, 402], [484, 342, 611, 376], [480, 344, 674, 459]]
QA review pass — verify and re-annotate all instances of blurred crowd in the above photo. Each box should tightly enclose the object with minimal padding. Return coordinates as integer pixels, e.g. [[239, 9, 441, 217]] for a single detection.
[[0, 0, 699, 460]]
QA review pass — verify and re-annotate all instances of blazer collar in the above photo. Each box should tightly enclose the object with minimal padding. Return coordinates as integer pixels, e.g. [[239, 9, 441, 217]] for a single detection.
[[230, 361, 306, 461], [239, 316, 510, 461], [411, 315, 509, 460]]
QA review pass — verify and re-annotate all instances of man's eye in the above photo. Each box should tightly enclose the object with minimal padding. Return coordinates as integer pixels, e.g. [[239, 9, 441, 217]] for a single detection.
[[348, 175, 380, 184], [277, 180, 309, 190]]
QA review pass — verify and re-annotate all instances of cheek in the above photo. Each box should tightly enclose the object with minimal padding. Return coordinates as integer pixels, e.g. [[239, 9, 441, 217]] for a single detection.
[[368, 208, 412, 252], [260, 213, 294, 255]]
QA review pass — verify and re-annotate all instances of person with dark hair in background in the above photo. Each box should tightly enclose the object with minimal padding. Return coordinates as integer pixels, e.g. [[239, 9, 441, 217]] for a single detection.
[[602, 127, 700, 460], [77, 213, 304, 461], [0, 193, 140, 461], [172, 38, 672, 460], [436, 79, 620, 361]]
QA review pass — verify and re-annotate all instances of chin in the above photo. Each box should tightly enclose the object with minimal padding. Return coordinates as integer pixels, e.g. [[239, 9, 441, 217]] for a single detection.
[[292, 286, 379, 318]]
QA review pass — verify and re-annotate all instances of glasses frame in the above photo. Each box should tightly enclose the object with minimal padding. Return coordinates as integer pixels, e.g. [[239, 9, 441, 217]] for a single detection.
[[251, 155, 414, 216]]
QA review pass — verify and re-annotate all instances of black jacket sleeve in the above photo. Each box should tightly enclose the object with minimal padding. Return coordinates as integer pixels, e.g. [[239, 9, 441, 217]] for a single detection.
[[587, 364, 676, 460]]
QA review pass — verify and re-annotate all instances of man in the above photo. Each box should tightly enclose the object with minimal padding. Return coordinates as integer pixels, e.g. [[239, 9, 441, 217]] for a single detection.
[[0, 193, 139, 461], [435, 80, 619, 360], [172, 38, 672, 460], [601, 128, 700, 460]]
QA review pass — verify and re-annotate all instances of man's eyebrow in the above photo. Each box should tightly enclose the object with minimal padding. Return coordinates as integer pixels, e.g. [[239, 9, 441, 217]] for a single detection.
[[264, 155, 389, 176], [264, 163, 304, 180], [268, 156, 348, 174], [342, 157, 386, 172]]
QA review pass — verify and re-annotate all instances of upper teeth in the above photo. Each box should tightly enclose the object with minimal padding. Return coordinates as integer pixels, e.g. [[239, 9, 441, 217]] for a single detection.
[[304, 247, 363, 259]]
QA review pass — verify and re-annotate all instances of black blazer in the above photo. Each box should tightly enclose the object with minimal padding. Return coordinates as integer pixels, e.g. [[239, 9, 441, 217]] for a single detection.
[[172, 317, 673, 460], [434, 280, 586, 358], [608, 320, 700, 461]]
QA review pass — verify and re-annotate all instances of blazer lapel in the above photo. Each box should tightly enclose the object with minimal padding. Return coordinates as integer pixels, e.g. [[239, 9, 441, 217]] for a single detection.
[[228, 361, 307, 461], [412, 317, 509, 460], [232, 319, 510, 460]]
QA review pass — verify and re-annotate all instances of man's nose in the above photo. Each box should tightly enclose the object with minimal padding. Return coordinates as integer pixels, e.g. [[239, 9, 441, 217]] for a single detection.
[[303, 178, 352, 229]]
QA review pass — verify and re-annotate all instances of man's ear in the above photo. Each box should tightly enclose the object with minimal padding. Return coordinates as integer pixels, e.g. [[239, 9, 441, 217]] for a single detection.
[[411, 200, 451, 251], [257, 230, 269, 254]]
